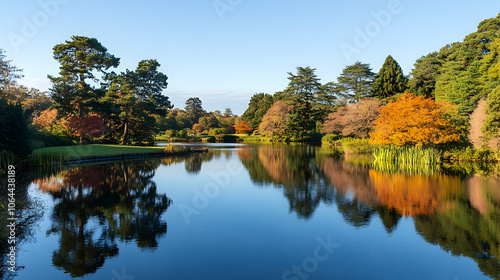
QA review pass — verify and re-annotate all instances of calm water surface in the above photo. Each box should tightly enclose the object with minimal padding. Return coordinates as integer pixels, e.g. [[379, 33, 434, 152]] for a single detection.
[[2, 144, 500, 280]]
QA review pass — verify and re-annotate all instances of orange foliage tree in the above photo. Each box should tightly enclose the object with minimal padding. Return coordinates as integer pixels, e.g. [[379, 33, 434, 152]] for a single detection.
[[234, 121, 253, 134], [369, 93, 461, 146], [33, 109, 59, 131], [192, 123, 204, 134], [258, 101, 292, 137]]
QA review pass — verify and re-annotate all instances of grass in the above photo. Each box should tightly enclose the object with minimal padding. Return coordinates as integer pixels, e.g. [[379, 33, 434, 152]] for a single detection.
[[33, 144, 167, 159], [235, 134, 273, 142], [372, 146, 442, 175]]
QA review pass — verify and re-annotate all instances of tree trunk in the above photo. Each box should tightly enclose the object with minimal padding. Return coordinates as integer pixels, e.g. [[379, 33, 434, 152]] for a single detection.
[[78, 103, 84, 145], [122, 121, 129, 145]]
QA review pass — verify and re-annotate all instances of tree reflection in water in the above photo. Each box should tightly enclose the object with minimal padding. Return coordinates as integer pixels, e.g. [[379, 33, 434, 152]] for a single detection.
[[238, 144, 500, 279], [33, 159, 172, 277], [25, 145, 500, 279]]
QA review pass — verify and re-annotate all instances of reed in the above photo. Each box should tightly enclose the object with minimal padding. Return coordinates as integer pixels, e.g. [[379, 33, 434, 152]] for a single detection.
[[164, 144, 190, 154], [0, 150, 15, 171], [29, 153, 68, 167], [372, 146, 442, 175]]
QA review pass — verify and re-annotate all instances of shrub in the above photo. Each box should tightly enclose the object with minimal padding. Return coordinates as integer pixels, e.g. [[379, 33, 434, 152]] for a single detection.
[[340, 138, 374, 154], [209, 128, 227, 136], [321, 133, 340, 145]]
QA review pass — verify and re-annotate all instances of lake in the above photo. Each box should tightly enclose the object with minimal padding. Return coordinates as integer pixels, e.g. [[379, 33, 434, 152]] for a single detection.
[[2, 143, 500, 280]]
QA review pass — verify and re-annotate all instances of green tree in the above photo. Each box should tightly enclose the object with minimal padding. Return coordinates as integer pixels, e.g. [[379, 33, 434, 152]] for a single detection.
[[48, 36, 120, 144], [104, 59, 170, 144], [241, 93, 274, 129], [223, 108, 234, 118], [184, 97, 205, 125], [281, 67, 323, 139], [0, 49, 23, 90], [336, 61, 375, 102], [483, 85, 500, 144], [199, 114, 220, 129], [372, 55, 407, 99], [408, 52, 442, 97], [0, 99, 30, 155]]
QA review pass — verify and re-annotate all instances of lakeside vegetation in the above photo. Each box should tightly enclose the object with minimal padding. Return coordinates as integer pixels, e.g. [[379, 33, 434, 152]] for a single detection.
[[1, 13, 500, 171]]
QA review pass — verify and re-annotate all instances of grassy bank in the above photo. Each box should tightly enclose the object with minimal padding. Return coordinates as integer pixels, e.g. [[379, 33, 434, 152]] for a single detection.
[[30, 144, 206, 167], [33, 144, 167, 158]]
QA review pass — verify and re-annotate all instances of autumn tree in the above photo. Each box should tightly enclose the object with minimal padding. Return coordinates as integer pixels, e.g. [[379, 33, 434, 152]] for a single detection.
[[192, 123, 204, 134], [64, 114, 106, 142], [322, 98, 381, 138], [48, 36, 120, 144], [258, 101, 292, 137], [369, 93, 461, 146], [372, 55, 407, 99], [468, 98, 488, 149], [235, 121, 253, 135]]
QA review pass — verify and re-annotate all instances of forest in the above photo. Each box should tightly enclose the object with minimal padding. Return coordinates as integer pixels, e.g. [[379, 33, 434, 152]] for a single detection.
[[1, 13, 500, 164]]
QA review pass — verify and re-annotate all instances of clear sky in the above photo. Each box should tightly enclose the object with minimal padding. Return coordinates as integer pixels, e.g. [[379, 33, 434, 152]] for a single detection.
[[1, 0, 499, 115]]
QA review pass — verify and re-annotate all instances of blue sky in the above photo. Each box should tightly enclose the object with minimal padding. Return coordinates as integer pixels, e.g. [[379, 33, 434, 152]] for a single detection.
[[1, 0, 499, 114]]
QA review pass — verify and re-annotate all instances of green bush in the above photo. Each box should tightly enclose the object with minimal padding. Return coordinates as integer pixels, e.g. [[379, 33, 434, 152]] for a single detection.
[[443, 147, 498, 162], [209, 128, 227, 136], [165, 129, 177, 138], [321, 133, 340, 145], [340, 138, 374, 154], [177, 129, 188, 138]]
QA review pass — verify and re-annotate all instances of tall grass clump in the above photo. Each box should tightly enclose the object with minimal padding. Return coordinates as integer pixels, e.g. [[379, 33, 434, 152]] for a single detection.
[[164, 144, 190, 154], [373, 146, 442, 175], [0, 150, 15, 171], [29, 153, 68, 167]]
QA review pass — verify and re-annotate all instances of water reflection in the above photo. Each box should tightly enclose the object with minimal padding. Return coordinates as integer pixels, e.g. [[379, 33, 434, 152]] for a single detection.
[[0, 173, 44, 280], [33, 160, 172, 277], [16, 144, 500, 279], [238, 145, 500, 279]]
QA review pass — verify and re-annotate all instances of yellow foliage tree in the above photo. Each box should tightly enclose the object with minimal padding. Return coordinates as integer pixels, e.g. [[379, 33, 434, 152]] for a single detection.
[[369, 93, 461, 146]]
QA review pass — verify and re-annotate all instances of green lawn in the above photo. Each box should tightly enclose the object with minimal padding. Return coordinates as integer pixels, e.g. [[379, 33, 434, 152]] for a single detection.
[[33, 144, 166, 159]]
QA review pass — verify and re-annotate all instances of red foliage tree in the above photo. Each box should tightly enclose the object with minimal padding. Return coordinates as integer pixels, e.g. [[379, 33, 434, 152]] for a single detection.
[[322, 98, 381, 138], [64, 114, 105, 142]]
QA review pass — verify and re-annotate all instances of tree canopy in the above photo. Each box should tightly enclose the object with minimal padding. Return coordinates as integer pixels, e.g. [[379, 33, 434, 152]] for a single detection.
[[372, 55, 407, 99], [369, 93, 461, 146]]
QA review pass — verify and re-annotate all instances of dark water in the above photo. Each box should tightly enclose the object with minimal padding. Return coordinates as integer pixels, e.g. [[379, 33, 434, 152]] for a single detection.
[[2, 144, 500, 280]]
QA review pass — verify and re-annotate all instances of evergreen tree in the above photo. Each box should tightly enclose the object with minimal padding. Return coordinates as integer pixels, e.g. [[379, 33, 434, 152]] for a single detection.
[[408, 52, 442, 97], [184, 97, 205, 125], [372, 55, 407, 99], [241, 93, 274, 129], [282, 67, 323, 139], [104, 60, 170, 144], [483, 85, 500, 142], [0, 99, 30, 155], [48, 36, 120, 144], [336, 61, 375, 102]]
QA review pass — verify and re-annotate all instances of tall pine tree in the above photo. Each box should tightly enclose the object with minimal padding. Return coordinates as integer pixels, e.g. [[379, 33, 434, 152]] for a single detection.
[[336, 61, 375, 102], [372, 55, 407, 99], [48, 36, 120, 144]]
